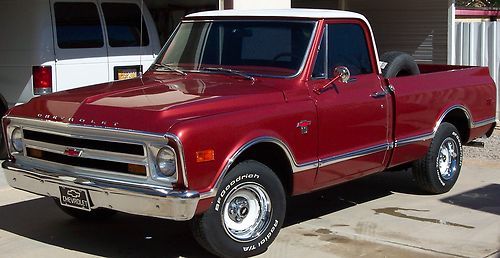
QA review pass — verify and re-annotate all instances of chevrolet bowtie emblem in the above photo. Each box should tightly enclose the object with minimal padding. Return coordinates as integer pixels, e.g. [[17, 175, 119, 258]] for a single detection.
[[297, 120, 312, 134], [64, 148, 83, 157]]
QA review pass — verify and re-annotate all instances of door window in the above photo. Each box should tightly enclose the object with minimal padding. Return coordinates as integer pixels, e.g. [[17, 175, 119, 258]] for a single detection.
[[312, 32, 326, 78], [54, 3, 104, 49], [101, 3, 150, 47], [311, 23, 373, 78]]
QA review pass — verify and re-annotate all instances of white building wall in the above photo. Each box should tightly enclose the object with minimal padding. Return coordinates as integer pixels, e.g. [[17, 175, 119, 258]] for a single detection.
[[455, 21, 500, 119]]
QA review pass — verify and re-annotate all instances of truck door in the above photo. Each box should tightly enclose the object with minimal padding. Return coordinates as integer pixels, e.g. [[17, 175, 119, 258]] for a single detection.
[[307, 20, 392, 187], [51, 1, 109, 91]]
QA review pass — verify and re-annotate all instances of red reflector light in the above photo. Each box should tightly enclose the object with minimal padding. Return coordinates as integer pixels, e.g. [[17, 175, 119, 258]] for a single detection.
[[33, 66, 53, 95]]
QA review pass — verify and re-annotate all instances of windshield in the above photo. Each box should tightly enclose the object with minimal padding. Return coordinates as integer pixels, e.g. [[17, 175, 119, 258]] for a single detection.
[[157, 20, 316, 77]]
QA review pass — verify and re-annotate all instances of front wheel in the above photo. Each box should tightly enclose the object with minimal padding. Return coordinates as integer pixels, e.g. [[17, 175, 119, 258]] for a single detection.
[[191, 160, 286, 258], [412, 122, 463, 194]]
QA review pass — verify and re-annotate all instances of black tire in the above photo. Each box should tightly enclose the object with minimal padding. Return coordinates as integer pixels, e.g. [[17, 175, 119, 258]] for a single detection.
[[190, 160, 286, 258], [0, 95, 8, 160], [54, 199, 117, 220], [380, 51, 420, 78], [412, 122, 463, 194]]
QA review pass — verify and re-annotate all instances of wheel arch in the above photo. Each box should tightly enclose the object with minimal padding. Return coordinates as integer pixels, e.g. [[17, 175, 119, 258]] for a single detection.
[[434, 105, 472, 143], [212, 137, 300, 197]]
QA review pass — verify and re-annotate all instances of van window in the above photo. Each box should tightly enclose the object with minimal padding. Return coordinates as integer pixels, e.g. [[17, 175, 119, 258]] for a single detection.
[[54, 3, 104, 49], [101, 3, 150, 47]]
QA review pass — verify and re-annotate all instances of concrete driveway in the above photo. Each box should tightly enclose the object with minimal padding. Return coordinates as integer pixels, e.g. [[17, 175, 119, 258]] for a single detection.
[[0, 160, 498, 258]]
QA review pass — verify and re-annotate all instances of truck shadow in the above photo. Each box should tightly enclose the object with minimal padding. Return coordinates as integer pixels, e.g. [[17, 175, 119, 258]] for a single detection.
[[0, 169, 421, 257], [285, 169, 421, 226]]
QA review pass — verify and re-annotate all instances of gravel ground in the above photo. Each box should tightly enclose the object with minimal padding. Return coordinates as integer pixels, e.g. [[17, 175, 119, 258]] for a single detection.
[[463, 128, 500, 160]]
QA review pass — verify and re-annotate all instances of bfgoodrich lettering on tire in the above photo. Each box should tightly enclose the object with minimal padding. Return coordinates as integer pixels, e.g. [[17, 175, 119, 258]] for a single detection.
[[412, 122, 463, 194], [190, 160, 286, 258]]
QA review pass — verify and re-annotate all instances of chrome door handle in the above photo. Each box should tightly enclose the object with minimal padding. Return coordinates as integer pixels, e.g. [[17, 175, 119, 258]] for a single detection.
[[370, 90, 388, 98]]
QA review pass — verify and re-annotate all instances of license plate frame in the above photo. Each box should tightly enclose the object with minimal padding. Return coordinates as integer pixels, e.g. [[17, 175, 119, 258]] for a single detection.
[[59, 186, 91, 211]]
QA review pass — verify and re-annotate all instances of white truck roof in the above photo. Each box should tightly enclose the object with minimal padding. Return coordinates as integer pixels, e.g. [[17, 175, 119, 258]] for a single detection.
[[186, 8, 369, 23]]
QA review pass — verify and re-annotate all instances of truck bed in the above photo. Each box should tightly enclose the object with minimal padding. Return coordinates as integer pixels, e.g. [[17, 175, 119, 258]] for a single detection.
[[387, 65, 497, 166]]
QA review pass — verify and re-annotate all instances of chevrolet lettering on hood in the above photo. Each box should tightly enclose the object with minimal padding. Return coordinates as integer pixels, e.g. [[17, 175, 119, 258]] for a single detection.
[[36, 113, 119, 127]]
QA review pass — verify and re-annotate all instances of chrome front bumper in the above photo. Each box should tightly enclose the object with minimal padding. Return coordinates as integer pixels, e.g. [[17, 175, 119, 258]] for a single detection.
[[2, 160, 200, 221]]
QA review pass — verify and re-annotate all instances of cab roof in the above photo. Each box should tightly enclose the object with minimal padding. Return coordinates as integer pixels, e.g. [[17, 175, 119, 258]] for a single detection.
[[185, 8, 369, 23]]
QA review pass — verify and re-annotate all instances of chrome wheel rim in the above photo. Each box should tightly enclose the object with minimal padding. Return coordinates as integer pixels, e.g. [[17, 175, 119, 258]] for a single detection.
[[222, 182, 272, 242], [437, 137, 458, 181]]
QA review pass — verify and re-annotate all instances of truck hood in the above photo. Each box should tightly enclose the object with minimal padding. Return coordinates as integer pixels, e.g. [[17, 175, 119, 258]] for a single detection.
[[7, 73, 285, 133]]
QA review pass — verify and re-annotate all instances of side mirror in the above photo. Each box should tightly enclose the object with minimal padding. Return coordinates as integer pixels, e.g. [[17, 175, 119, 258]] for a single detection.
[[333, 66, 350, 83], [314, 66, 351, 94]]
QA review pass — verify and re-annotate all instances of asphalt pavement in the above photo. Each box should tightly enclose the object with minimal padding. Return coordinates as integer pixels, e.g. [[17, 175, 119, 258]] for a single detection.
[[0, 159, 498, 258]]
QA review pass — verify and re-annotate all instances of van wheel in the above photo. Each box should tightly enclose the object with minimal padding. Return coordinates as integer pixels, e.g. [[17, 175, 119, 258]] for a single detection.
[[0, 99, 7, 159], [412, 122, 463, 194], [380, 51, 420, 78], [0, 129, 7, 159], [54, 199, 117, 220], [190, 160, 286, 258]]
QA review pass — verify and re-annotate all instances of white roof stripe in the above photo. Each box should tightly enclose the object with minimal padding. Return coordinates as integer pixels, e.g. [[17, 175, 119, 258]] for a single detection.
[[186, 8, 368, 23]]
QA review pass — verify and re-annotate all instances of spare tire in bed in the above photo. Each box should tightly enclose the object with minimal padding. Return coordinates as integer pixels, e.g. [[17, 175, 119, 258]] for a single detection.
[[379, 51, 420, 78]]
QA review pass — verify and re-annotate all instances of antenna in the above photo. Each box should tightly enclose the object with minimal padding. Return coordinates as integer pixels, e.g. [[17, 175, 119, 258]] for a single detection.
[[139, 0, 144, 77]]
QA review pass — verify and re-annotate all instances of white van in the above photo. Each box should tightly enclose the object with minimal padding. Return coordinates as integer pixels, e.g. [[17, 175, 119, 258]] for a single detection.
[[0, 0, 161, 157], [0, 0, 161, 108]]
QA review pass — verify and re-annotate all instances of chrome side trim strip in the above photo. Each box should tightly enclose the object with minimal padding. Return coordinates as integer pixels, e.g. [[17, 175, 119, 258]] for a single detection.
[[472, 117, 496, 128], [394, 132, 434, 148], [201, 136, 319, 199], [319, 143, 391, 167]]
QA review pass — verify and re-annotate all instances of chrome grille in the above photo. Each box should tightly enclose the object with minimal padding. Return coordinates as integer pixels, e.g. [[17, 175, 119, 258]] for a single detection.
[[22, 128, 148, 177], [4, 117, 182, 186], [24, 129, 144, 155]]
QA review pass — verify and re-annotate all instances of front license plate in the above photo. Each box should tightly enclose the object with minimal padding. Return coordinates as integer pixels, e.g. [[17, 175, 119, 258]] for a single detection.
[[59, 186, 91, 211]]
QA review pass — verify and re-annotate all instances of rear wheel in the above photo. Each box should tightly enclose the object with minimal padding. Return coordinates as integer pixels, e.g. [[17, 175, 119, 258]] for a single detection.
[[412, 122, 463, 194], [191, 160, 286, 258], [54, 199, 117, 220]]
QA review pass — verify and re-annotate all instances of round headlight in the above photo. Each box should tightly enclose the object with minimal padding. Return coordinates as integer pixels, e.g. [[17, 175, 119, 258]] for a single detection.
[[11, 127, 24, 152], [156, 147, 176, 177]]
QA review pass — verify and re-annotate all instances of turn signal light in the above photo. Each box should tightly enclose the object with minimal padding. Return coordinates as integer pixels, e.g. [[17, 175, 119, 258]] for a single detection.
[[27, 148, 43, 159], [196, 149, 215, 163], [128, 164, 147, 175], [33, 66, 53, 95]]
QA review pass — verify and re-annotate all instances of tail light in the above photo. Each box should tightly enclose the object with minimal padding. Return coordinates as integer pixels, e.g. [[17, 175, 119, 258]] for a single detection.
[[33, 66, 52, 95]]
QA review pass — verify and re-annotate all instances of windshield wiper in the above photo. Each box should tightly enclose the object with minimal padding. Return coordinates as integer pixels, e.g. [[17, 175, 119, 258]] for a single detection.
[[154, 63, 187, 76], [201, 67, 255, 82]]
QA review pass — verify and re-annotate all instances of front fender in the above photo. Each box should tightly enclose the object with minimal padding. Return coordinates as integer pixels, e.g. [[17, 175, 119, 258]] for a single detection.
[[169, 100, 318, 194]]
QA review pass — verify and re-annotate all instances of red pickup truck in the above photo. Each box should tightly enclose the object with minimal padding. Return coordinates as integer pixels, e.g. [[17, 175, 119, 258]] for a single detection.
[[1, 9, 497, 257]]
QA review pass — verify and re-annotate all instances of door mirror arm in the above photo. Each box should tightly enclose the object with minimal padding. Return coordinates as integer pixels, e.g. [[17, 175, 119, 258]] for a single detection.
[[314, 66, 351, 95]]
